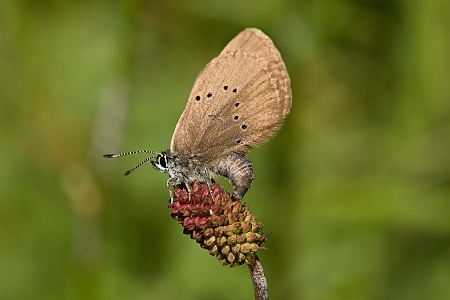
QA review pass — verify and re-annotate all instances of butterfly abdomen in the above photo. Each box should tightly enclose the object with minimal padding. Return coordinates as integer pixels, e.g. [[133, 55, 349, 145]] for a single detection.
[[212, 153, 254, 200]]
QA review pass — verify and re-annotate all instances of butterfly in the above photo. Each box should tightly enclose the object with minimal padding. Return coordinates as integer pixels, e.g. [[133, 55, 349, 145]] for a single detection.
[[104, 28, 291, 201]]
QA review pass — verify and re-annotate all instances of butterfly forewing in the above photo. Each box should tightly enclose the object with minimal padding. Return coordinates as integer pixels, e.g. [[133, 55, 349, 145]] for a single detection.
[[170, 28, 291, 160]]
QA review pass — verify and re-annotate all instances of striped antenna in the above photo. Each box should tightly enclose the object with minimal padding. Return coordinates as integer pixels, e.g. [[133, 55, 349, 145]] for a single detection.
[[103, 150, 159, 176]]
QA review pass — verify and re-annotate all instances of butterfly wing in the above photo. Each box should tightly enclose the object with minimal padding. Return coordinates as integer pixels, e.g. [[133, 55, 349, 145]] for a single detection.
[[170, 28, 291, 160]]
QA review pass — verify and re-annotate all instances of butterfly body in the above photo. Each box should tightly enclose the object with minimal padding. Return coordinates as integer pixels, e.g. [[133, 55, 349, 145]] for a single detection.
[[152, 150, 253, 200]]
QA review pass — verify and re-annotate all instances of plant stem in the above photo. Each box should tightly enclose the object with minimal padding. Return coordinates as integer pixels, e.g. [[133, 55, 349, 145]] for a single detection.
[[248, 255, 268, 300]]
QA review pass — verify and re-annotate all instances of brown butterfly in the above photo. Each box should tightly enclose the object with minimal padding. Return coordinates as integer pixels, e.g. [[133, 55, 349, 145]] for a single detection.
[[104, 28, 291, 200]]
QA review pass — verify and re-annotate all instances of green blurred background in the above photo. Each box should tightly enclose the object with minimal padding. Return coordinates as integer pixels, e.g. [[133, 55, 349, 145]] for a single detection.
[[1, 0, 449, 299]]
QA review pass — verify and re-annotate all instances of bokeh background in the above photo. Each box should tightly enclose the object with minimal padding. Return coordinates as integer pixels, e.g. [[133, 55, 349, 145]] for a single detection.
[[1, 1, 449, 299]]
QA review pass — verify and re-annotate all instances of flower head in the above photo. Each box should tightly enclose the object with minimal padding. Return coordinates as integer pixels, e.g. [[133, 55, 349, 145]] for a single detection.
[[169, 181, 268, 267]]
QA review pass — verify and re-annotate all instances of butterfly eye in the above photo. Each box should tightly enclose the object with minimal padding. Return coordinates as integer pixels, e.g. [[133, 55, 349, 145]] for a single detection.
[[158, 154, 168, 168]]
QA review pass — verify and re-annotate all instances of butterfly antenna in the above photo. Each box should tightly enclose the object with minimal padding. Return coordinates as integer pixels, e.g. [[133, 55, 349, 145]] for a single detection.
[[103, 150, 156, 158], [123, 156, 156, 176], [103, 150, 159, 176]]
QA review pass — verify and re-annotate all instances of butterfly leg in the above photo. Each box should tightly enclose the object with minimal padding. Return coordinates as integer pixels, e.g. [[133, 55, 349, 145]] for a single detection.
[[185, 182, 193, 201], [206, 177, 216, 200], [166, 178, 175, 203], [167, 177, 193, 202]]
